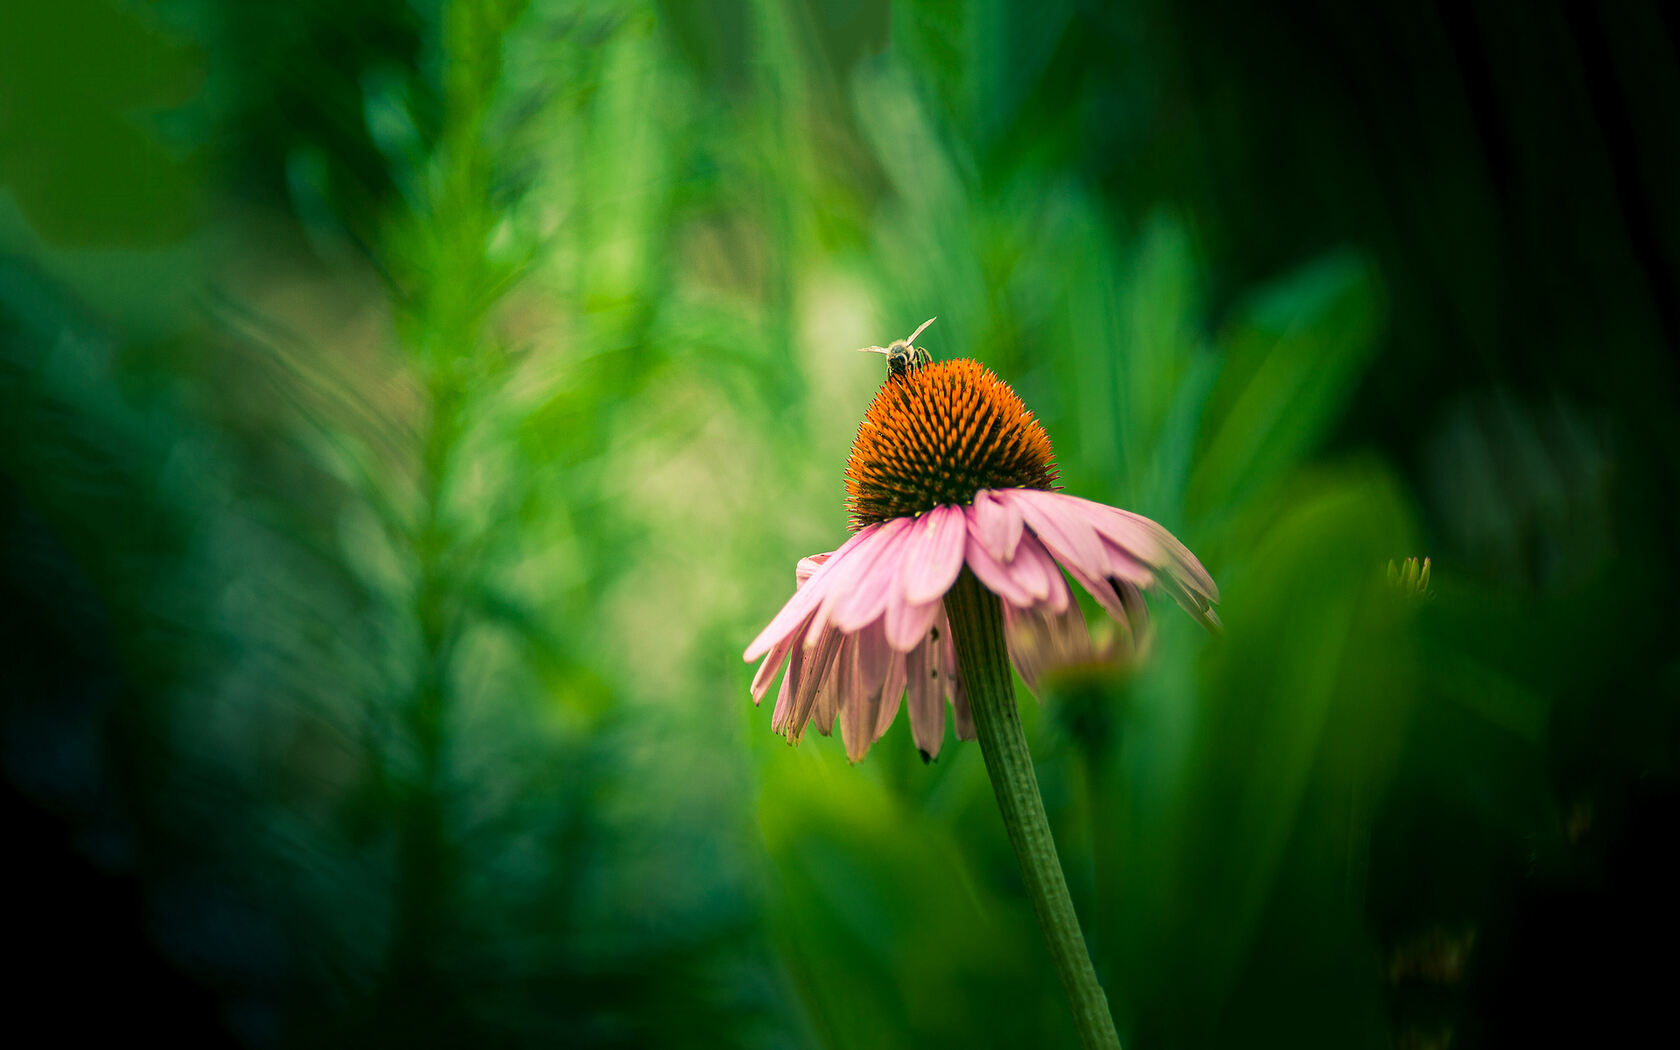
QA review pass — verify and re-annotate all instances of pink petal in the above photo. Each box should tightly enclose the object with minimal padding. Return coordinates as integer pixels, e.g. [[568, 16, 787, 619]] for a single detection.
[[836, 629, 878, 761], [884, 594, 942, 652], [964, 520, 1037, 607], [899, 505, 967, 605], [833, 631, 861, 710], [829, 518, 915, 632], [1001, 603, 1035, 695], [851, 620, 894, 699], [1095, 523, 1218, 628], [1097, 536, 1155, 588], [905, 638, 945, 759], [770, 632, 806, 733], [876, 654, 906, 739], [950, 688, 974, 740], [807, 517, 913, 638], [782, 623, 843, 742], [813, 634, 854, 737], [838, 680, 879, 762], [1004, 600, 1094, 697], [1113, 507, 1219, 601], [813, 681, 840, 736], [939, 620, 975, 741], [969, 490, 1024, 561], [1055, 553, 1132, 627], [795, 552, 830, 585], [750, 613, 808, 705], [1009, 487, 1220, 632], [1012, 532, 1072, 614], [839, 634, 901, 764], [1005, 488, 1109, 582], [743, 526, 877, 662], [1068, 495, 1220, 603], [745, 572, 823, 664]]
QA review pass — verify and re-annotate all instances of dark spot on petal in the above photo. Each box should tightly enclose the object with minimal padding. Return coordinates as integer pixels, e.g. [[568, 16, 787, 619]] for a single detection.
[[918, 748, 934, 764], [930, 626, 939, 640]]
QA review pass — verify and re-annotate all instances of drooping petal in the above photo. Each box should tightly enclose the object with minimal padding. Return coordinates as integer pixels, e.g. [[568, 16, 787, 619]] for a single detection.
[[750, 613, 807, 705], [905, 639, 945, 759], [852, 620, 893, 698], [1145, 561, 1220, 628], [838, 678, 878, 762], [813, 683, 840, 736], [782, 622, 844, 742], [1005, 488, 1109, 583], [751, 549, 860, 709], [743, 526, 877, 662], [813, 634, 851, 736], [950, 682, 974, 740], [1056, 554, 1133, 628], [1095, 536, 1155, 588], [1097, 525, 1218, 627], [1010, 532, 1072, 614], [809, 517, 913, 638], [1113, 579, 1153, 658], [770, 629, 809, 734], [1008, 486, 1219, 634], [1065, 495, 1220, 603], [830, 621, 892, 754], [939, 620, 975, 741], [1005, 600, 1097, 697], [1038, 545, 1075, 616], [795, 552, 831, 585], [876, 653, 906, 740], [752, 556, 830, 702], [837, 628, 878, 762], [969, 489, 1024, 561], [828, 518, 914, 632], [840, 632, 905, 764], [1093, 536, 1171, 642], [900, 505, 967, 605], [1009, 490, 1221, 630], [927, 629, 954, 737], [884, 591, 942, 652], [834, 630, 862, 713], [1112, 507, 1219, 601], [963, 515, 1038, 607], [1001, 602, 1036, 695]]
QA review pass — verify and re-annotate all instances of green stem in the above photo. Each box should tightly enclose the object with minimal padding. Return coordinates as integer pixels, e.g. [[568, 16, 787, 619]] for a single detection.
[[944, 569, 1123, 1050]]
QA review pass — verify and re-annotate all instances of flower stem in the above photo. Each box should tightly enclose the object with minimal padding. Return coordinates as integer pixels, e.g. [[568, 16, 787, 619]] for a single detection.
[[944, 569, 1123, 1050]]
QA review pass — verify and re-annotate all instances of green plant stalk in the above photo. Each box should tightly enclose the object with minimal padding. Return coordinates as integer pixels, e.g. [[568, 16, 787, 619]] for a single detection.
[[944, 569, 1123, 1050]]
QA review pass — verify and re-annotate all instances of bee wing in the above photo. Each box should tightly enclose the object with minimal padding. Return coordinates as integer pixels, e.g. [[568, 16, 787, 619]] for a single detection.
[[904, 316, 937, 345]]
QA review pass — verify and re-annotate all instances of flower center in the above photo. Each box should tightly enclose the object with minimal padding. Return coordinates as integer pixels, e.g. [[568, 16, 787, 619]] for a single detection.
[[845, 358, 1060, 527]]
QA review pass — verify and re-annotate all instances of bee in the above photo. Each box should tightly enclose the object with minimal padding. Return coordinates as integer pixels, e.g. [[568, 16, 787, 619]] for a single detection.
[[857, 316, 937, 379]]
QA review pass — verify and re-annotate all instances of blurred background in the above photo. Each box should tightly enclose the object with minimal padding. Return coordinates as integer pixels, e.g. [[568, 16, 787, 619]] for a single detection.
[[3, 1, 1677, 1046]]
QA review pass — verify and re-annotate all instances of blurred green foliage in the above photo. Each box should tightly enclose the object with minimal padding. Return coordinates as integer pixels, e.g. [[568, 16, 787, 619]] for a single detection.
[[3, 1, 1676, 1048]]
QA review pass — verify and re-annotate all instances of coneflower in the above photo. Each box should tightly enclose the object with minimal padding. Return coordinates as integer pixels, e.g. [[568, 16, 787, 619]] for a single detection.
[[745, 322, 1218, 762], [744, 320, 1220, 1050]]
